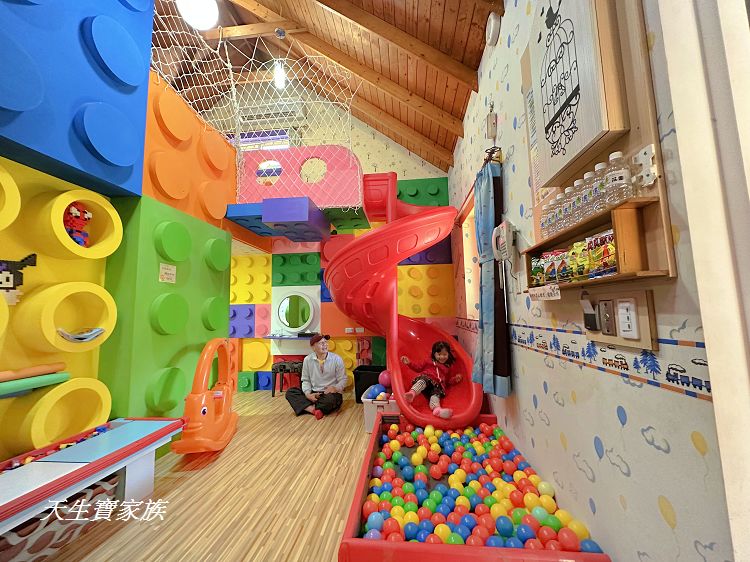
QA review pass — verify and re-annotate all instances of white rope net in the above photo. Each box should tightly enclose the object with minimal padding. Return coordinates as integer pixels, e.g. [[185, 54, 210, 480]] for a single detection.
[[151, 0, 362, 206]]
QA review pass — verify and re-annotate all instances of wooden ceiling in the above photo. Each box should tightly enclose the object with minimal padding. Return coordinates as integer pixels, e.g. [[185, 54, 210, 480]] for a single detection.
[[200, 0, 504, 171]]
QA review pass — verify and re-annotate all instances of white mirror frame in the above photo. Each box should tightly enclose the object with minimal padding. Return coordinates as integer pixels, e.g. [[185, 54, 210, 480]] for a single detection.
[[276, 292, 314, 334]]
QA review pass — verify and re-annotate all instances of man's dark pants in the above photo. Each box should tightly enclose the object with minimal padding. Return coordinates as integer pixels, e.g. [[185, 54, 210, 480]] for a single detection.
[[286, 387, 343, 415]]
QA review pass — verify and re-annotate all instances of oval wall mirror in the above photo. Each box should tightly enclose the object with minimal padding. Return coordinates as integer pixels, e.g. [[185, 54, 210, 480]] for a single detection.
[[278, 294, 312, 331]]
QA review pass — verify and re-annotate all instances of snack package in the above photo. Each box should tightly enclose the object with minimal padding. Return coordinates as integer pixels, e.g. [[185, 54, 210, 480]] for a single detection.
[[556, 249, 572, 283], [542, 251, 557, 284], [588, 229, 617, 277], [569, 241, 590, 281], [530, 256, 545, 286]]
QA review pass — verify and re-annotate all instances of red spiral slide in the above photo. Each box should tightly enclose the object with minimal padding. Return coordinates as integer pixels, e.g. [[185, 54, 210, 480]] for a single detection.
[[324, 173, 483, 429]]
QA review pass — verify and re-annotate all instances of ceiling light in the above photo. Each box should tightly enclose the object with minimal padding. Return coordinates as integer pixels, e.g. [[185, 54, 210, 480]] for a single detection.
[[176, 0, 219, 31], [273, 60, 287, 90]]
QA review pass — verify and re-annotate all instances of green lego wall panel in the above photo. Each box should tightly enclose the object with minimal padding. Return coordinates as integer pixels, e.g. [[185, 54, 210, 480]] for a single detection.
[[99, 196, 230, 418], [271, 252, 320, 287], [396, 177, 449, 207]]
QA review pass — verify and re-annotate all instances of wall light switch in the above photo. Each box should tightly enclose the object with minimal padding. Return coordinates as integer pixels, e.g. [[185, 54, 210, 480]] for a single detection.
[[599, 300, 617, 335], [617, 298, 639, 340]]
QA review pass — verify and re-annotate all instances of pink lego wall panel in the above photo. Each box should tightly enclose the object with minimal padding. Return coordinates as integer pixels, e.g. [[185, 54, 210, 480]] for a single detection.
[[240, 146, 362, 208]]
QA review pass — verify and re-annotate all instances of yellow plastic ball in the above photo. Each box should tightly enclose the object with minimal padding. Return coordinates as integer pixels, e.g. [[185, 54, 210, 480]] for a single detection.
[[468, 480, 481, 492], [568, 519, 590, 540], [491, 490, 504, 503], [411, 453, 424, 465], [524, 493, 542, 510], [463, 428, 473, 435], [500, 499, 515, 512], [454, 468, 467, 483], [416, 445, 428, 458], [513, 470, 526, 482], [392, 515, 405, 529], [504, 483, 518, 496], [492, 478, 505, 491], [424, 425, 435, 438], [537, 481, 555, 497], [428, 436, 438, 445], [434, 523, 451, 542], [528, 474, 542, 487], [391, 506, 405, 518], [404, 511, 420, 525], [455, 496, 471, 509], [450, 432, 461, 440], [435, 430, 443, 438], [473, 442, 483, 452], [540, 495, 557, 514], [430, 443, 441, 453], [451, 482, 465, 494], [555, 509, 573, 526], [389, 440, 401, 452], [390, 424, 400, 432], [369, 478, 383, 488], [368, 493, 380, 503], [490, 503, 507, 519]]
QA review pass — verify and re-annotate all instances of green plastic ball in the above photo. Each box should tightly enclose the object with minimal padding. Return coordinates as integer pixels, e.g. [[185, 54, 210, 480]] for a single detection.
[[429, 491, 443, 504], [415, 465, 429, 475], [446, 532, 465, 545], [402, 482, 415, 494], [380, 491, 393, 502], [483, 496, 498, 507], [404, 501, 418, 513], [512, 508, 527, 525], [422, 499, 437, 513], [392, 451, 402, 463], [542, 515, 563, 533], [391, 497, 405, 508]]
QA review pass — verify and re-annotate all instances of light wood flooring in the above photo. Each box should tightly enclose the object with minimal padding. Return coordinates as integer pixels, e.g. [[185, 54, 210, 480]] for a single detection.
[[50, 390, 369, 562]]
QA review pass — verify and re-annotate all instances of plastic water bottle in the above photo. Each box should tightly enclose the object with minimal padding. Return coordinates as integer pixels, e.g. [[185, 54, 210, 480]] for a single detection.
[[540, 203, 550, 238], [605, 151, 634, 206], [580, 171, 596, 218], [553, 193, 565, 234], [562, 186, 575, 229], [572, 179, 585, 224], [591, 163, 608, 213]]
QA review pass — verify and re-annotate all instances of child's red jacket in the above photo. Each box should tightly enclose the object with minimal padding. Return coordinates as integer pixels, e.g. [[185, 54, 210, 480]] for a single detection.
[[405, 359, 462, 387]]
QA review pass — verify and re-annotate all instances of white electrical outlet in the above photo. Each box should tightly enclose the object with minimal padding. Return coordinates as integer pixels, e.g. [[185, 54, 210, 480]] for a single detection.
[[617, 298, 639, 340]]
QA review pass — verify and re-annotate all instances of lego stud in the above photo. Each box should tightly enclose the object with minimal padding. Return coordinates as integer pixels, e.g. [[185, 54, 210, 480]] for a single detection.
[[244, 341, 269, 370], [0, 163, 22, 231], [204, 238, 231, 272], [199, 131, 231, 173], [0, 32, 44, 112], [73, 102, 139, 167], [202, 297, 227, 331], [154, 221, 192, 262], [199, 180, 228, 220], [154, 88, 194, 144], [82, 15, 147, 87], [118, 0, 151, 12], [149, 151, 191, 200], [150, 292, 189, 335], [145, 367, 187, 415]]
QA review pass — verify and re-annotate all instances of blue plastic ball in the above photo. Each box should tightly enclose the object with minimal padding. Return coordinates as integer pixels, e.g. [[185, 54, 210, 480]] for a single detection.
[[448, 463, 459, 474], [415, 489, 429, 504], [502, 474, 515, 483], [372, 486, 382, 495], [398, 456, 411, 468], [366, 512, 384, 531], [466, 474, 478, 483], [416, 529, 431, 543], [364, 529, 382, 540], [381, 435, 389, 445], [469, 495, 483, 509], [518, 461, 530, 470], [485, 483, 496, 493], [414, 480, 427, 490], [516, 524, 536, 543], [581, 539, 604, 553], [379, 510, 391, 519], [505, 537, 524, 548], [436, 503, 452, 517], [455, 524, 471, 540], [447, 488, 460, 499], [442, 497, 456, 510], [496, 516, 514, 537], [446, 522, 457, 532], [382, 482, 393, 492], [401, 466, 414, 481], [418, 520, 435, 533], [460, 515, 476, 529], [435, 483, 449, 495], [404, 522, 419, 540], [486, 535, 504, 547]]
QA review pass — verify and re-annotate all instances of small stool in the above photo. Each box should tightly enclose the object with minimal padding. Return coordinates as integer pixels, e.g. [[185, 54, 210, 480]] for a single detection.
[[271, 371, 301, 397]]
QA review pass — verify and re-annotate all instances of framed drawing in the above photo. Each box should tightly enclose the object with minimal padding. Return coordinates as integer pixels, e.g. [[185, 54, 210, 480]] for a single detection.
[[529, 0, 629, 188]]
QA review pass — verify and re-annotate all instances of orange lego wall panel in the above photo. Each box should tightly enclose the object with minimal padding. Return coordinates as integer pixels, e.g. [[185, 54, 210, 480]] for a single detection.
[[321, 302, 377, 337]]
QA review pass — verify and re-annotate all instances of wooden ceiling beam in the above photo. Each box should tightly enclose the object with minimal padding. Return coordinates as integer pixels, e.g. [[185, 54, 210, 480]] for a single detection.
[[313, 0, 479, 91], [225, 0, 464, 137], [202, 21, 306, 41]]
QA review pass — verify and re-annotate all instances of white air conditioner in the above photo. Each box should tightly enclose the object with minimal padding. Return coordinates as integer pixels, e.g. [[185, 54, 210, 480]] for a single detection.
[[240, 99, 307, 129]]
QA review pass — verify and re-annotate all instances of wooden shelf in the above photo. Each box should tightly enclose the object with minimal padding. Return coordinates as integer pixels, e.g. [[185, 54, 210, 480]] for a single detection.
[[525, 270, 670, 293], [522, 197, 659, 255]]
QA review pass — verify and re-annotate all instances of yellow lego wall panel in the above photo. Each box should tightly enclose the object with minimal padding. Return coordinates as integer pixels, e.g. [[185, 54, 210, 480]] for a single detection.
[[397, 264, 456, 318], [242, 338, 272, 372], [328, 337, 357, 388], [230, 254, 272, 304]]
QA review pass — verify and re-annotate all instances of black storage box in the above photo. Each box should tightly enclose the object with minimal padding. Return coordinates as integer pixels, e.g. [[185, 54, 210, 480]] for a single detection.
[[353, 365, 386, 403]]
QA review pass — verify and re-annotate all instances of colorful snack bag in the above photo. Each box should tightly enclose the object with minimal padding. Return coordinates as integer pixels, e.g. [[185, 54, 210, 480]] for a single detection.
[[569, 241, 590, 281], [542, 251, 557, 284], [588, 229, 617, 277], [530, 256, 545, 286], [556, 249, 572, 283]]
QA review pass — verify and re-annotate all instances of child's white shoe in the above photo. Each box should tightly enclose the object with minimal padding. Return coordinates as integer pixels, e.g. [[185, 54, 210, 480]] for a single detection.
[[404, 390, 416, 403], [433, 407, 452, 419]]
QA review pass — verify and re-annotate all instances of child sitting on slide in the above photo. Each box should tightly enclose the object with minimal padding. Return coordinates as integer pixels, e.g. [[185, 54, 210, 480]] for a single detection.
[[401, 340, 463, 419]]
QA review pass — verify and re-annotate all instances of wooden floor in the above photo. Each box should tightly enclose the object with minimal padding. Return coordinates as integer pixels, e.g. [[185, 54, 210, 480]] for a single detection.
[[51, 391, 369, 562]]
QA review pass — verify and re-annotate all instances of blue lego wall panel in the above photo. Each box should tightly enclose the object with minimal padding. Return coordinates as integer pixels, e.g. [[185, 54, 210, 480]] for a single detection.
[[0, 0, 154, 197]]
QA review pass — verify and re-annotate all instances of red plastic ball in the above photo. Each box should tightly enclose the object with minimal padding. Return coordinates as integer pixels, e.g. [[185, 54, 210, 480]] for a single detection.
[[430, 513, 446, 526], [456, 446, 465, 454], [489, 449, 502, 459], [513, 455, 526, 464], [466, 535, 485, 546], [474, 504, 490, 516], [488, 458, 503, 472], [427, 451, 440, 464], [545, 540, 563, 551], [414, 473, 428, 484], [525, 486, 539, 496], [525, 539, 545, 550], [472, 525, 491, 540], [503, 461, 517, 475], [374, 458, 385, 467], [439, 454, 451, 464], [362, 500, 378, 519], [382, 518, 401, 536], [438, 460, 450, 472], [479, 423, 491, 435], [393, 478, 405, 488], [557, 528, 581, 552], [537, 526, 558, 545], [392, 488, 405, 498], [478, 514, 496, 531], [387, 429, 398, 439], [429, 465, 442, 480], [417, 507, 432, 520], [522, 514, 541, 532], [470, 462, 482, 473], [447, 512, 462, 526], [382, 447, 393, 459], [478, 475, 491, 486], [405, 437, 415, 447], [405, 424, 415, 432], [403, 493, 418, 504], [383, 468, 396, 478], [524, 467, 537, 476], [454, 505, 470, 516], [396, 435, 406, 444], [489, 471, 502, 480], [425, 534, 443, 544], [517, 478, 532, 489], [386, 532, 404, 542], [509, 490, 525, 508], [381, 475, 393, 484], [378, 501, 392, 512], [451, 452, 463, 464]]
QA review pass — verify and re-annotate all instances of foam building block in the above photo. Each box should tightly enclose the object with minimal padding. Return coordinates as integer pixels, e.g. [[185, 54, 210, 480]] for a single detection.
[[262, 197, 331, 242], [240, 146, 363, 208], [320, 234, 354, 268], [230, 254, 271, 305], [227, 203, 283, 237], [321, 270, 333, 303], [270, 238, 321, 255], [397, 264, 456, 318], [142, 71, 236, 227], [321, 302, 375, 337], [400, 237, 452, 265], [242, 339, 273, 372], [238, 371, 256, 392], [372, 336, 387, 365], [254, 303, 271, 337], [323, 208, 370, 231], [256, 371, 273, 390], [99, 196, 231, 418], [0, 157, 121, 379], [328, 337, 357, 388], [397, 177, 449, 207], [0, 1, 153, 197], [272, 253, 321, 287], [270, 286, 321, 336], [229, 304, 254, 338]]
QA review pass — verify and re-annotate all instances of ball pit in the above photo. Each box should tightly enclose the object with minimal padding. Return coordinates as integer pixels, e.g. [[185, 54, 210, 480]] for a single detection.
[[340, 414, 611, 562]]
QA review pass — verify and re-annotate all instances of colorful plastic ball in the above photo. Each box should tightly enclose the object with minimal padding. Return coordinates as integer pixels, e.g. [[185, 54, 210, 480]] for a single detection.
[[421, 498, 437, 513], [532, 506, 549, 522], [425, 533, 443, 544], [434, 523, 451, 542], [362, 500, 378, 519], [542, 514, 563, 533], [403, 501, 418, 513], [382, 518, 402, 537], [502, 473, 514, 483], [496, 515, 514, 537], [414, 472, 429, 484], [379, 510, 391, 519], [537, 481, 555, 496], [364, 529, 382, 540], [455, 525, 471, 541], [391, 497, 405, 508], [459, 514, 476, 530], [580, 539, 603, 553], [429, 465, 442, 479], [466, 535, 485, 546], [404, 511, 420, 526], [411, 453, 423, 466], [516, 524, 536, 543], [469, 495, 483, 509], [486, 535, 504, 547], [416, 506, 432, 520], [371, 466, 383, 478], [557, 528, 580, 551], [403, 522, 419, 540], [490, 504, 507, 520], [391, 452, 402, 465], [380, 491, 393, 501], [415, 489, 429, 504], [554, 509, 572, 526], [445, 532, 464, 545], [366, 512, 384, 531], [418, 520, 435, 534], [540, 495, 558, 514], [525, 538, 545, 550], [512, 508, 528, 525], [546, 539, 564, 550], [436, 503, 451, 517], [568, 519, 590, 540], [401, 466, 414, 481], [378, 501, 392, 512], [505, 537, 524, 548], [416, 529, 431, 543], [537, 526, 558, 545], [390, 506, 405, 519]]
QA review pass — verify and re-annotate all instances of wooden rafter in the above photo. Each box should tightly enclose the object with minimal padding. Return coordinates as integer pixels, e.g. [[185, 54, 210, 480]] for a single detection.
[[226, 0, 463, 138], [202, 21, 306, 40], [313, 0, 478, 91]]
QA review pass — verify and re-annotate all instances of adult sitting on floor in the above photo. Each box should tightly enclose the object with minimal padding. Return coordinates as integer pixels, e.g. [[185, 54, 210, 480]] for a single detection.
[[285, 333, 346, 420]]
